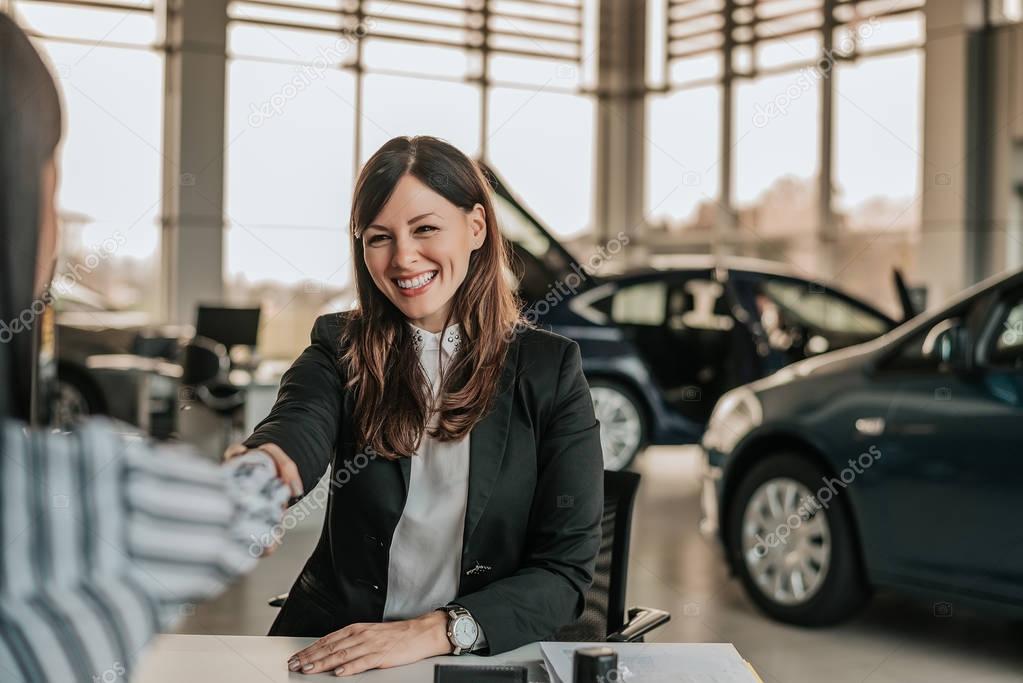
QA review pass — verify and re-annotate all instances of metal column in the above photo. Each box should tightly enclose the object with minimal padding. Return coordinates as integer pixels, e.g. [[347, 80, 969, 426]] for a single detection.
[[160, 0, 229, 324], [594, 0, 647, 267]]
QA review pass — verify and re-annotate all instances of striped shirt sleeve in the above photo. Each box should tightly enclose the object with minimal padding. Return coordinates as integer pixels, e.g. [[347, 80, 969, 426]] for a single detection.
[[0, 418, 288, 683]]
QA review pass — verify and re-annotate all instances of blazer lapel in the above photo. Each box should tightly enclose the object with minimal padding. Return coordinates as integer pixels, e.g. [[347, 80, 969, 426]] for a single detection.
[[464, 337, 519, 544]]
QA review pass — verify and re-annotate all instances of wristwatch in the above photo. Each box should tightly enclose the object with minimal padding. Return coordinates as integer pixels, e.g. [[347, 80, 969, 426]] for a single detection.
[[444, 605, 480, 655]]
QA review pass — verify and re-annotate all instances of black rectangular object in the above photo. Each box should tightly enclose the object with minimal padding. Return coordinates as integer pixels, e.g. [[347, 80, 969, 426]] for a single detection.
[[433, 664, 528, 683], [195, 305, 261, 349]]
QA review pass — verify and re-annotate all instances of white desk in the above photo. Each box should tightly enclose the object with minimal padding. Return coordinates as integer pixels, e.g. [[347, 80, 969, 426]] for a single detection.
[[135, 635, 764, 682], [135, 635, 546, 682]]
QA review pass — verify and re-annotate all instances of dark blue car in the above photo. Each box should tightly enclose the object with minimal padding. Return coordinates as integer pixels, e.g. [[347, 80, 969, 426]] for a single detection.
[[487, 166, 902, 470], [700, 268, 1023, 624]]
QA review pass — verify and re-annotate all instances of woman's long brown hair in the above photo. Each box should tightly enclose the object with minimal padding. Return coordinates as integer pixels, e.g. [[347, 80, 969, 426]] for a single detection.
[[341, 136, 527, 460]]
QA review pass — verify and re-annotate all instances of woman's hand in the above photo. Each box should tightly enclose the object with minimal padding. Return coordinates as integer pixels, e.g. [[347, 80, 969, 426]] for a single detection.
[[287, 610, 453, 677], [224, 442, 303, 498]]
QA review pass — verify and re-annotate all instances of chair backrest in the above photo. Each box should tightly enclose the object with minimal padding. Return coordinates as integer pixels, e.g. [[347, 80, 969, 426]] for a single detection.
[[180, 336, 229, 387], [553, 469, 641, 641]]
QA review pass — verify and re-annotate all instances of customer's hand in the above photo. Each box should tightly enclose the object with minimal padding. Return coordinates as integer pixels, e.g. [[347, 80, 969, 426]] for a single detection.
[[287, 610, 452, 677], [224, 442, 303, 498]]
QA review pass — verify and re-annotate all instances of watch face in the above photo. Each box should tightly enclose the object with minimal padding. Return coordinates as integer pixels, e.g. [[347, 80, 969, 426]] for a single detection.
[[452, 616, 478, 648]]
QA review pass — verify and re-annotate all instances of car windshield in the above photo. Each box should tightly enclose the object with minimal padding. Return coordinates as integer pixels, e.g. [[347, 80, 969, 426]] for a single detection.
[[760, 280, 891, 337], [493, 192, 573, 275]]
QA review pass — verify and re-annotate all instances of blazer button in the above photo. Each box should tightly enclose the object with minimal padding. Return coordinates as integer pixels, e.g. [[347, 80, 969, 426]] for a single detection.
[[355, 578, 380, 592]]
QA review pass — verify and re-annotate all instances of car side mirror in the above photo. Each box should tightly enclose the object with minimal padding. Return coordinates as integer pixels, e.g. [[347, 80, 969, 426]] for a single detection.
[[922, 318, 966, 367]]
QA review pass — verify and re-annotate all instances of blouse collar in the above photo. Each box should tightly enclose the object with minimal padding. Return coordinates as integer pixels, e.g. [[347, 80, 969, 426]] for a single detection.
[[407, 320, 463, 357]]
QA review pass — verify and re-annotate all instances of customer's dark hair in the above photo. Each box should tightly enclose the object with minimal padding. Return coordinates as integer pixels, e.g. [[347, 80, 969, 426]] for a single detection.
[[0, 12, 63, 420]]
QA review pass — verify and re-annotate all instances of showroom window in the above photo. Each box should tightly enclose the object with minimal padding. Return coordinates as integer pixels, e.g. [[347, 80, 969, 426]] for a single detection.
[[645, 0, 925, 316], [8, 0, 164, 317], [225, 0, 599, 357], [645, 86, 721, 232], [733, 70, 820, 237]]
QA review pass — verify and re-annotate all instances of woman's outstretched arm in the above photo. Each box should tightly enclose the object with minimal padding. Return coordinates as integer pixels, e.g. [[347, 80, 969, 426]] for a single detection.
[[236, 313, 348, 497]]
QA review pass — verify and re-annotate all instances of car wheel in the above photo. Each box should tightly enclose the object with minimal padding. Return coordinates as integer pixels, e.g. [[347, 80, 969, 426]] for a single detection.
[[56, 366, 105, 424], [726, 452, 869, 625], [589, 379, 647, 471]]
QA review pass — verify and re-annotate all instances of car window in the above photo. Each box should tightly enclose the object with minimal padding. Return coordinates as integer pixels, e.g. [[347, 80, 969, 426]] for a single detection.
[[987, 295, 1023, 370], [610, 281, 667, 326], [759, 279, 889, 337], [667, 278, 734, 331]]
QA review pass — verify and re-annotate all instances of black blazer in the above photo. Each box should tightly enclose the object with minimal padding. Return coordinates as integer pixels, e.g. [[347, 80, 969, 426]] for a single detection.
[[242, 312, 604, 654]]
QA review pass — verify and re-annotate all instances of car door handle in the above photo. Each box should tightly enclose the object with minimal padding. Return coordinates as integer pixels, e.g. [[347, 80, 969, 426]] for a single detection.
[[854, 417, 886, 436]]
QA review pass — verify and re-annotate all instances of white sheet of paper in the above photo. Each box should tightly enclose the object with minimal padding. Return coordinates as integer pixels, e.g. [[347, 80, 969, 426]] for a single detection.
[[539, 642, 761, 683]]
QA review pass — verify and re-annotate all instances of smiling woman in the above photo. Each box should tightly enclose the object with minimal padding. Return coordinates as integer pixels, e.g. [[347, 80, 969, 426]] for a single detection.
[[229, 135, 605, 677], [360, 179, 486, 329]]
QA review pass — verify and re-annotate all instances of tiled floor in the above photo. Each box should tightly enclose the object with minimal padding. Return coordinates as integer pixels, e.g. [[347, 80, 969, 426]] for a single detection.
[[177, 446, 1023, 682]]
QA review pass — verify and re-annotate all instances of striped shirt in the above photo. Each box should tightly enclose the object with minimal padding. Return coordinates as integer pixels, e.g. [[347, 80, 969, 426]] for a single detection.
[[0, 417, 288, 683]]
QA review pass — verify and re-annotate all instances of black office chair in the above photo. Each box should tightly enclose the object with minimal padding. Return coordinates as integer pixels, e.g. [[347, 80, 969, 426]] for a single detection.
[[554, 470, 670, 642], [268, 470, 671, 643], [176, 336, 247, 453], [179, 336, 246, 412]]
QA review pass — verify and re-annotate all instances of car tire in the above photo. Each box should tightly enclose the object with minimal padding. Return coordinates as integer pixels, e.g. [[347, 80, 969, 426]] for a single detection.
[[588, 379, 647, 471], [56, 364, 106, 422], [726, 452, 870, 626]]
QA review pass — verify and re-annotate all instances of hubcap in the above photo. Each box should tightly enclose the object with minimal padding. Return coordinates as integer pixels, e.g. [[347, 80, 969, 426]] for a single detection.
[[55, 380, 91, 426], [589, 386, 642, 470], [741, 477, 831, 606]]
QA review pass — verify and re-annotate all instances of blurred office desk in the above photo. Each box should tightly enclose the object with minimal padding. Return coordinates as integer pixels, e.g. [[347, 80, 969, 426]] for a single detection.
[[136, 635, 765, 682], [86, 353, 182, 433]]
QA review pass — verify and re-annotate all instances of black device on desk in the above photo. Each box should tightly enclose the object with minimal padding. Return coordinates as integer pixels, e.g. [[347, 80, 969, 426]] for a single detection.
[[195, 305, 261, 351], [434, 665, 527, 683]]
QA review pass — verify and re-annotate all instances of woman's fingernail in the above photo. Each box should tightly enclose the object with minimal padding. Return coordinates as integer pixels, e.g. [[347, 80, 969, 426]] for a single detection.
[[288, 659, 300, 671], [334, 667, 344, 676], [303, 663, 315, 672]]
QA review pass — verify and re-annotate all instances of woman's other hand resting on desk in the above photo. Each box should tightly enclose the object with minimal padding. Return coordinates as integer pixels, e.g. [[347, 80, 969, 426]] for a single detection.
[[287, 609, 452, 677], [225, 442, 304, 498]]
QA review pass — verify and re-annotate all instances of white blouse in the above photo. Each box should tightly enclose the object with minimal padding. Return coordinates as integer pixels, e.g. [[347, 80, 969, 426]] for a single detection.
[[382, 321, 470, 622]]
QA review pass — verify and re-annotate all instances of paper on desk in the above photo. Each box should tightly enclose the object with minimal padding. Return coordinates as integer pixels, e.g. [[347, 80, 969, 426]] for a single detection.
[[539, 642, 761, 683]]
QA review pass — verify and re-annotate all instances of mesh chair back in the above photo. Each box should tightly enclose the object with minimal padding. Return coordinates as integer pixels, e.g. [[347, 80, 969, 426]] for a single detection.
[[553, 469, 640, 641]]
